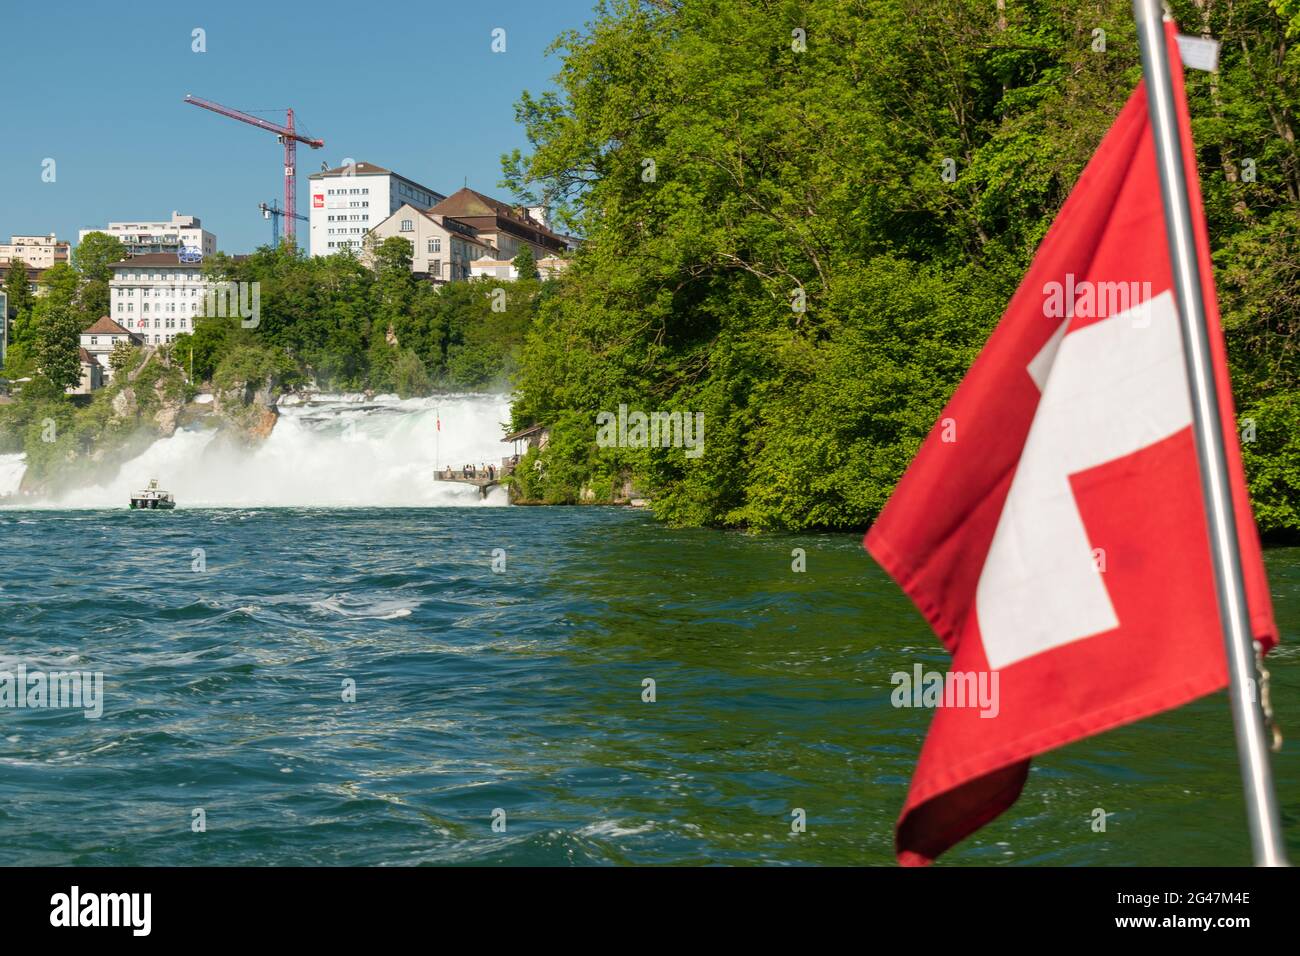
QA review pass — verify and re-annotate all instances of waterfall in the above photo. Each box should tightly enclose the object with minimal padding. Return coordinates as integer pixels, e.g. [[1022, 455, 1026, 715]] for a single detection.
[[14, 393, 514, 509], [0, 452, 26, 499]]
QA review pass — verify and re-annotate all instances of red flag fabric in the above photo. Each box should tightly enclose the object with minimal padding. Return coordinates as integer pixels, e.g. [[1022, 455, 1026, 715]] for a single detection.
[[865, 23, 1278, 866]]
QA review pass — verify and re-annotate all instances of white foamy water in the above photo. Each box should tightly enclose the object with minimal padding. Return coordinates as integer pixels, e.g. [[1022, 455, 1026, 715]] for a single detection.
[[24, 393, 514, 509], [0, 452, 26, 498]]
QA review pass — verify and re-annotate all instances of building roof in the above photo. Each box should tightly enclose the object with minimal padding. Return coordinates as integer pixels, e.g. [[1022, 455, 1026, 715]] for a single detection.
[[430, 188, 569, 250], [310, 161, 394, 178], [78, 347, 96, 365], [503, 424, 548, 442], [440, 215, 484, 241], [430, 187, 513, 220], [109, 253, 201, 268], [376, 206, 491, 247], [309, 162, 446, 201], [0, 263, 44, 279], [82, 316, 134, 336]]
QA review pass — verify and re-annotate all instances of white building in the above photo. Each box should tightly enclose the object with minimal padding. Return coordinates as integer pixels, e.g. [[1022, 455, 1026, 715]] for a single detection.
[[469, 256, 570, 281], [367, 204, 493, 281], [364, 188, 573, 283], [79, 212, 216, 258], [0, 233, 70, 268], [307, 162, 446, 258], [79, 316, 141, 382], [69, 346, 106, 395], [427, 188, 569, 262], [106, 253, 209, 349]]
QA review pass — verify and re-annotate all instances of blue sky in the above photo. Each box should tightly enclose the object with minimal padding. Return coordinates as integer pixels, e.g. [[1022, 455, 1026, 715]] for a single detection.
[[0, 0, 596, 254]]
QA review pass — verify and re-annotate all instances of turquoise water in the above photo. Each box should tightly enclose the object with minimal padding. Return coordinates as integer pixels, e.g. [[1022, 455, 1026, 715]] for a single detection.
[[0, 506, 1295, 865]]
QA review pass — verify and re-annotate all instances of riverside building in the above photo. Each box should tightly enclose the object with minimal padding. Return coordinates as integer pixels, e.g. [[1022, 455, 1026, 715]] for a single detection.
[[79, 316, 141, 383], [0, 233, 70, 269], [367, 188, 571, 282], [79, 212, 216, 258], [106, 253, 210, 347], [307, 162, 446, 257]]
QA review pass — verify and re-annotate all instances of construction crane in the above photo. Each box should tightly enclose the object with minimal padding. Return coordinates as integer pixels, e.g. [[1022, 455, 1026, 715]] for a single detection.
[[258, 201, 308, 248], [183, 94, 324, 245]]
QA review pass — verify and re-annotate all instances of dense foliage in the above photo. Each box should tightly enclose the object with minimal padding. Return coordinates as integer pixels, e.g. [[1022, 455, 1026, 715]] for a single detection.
[[172, 238, 545, 397], [2, 232, 126, 387], [500, 0, 1300, 536], [1, 236, 543, 487]]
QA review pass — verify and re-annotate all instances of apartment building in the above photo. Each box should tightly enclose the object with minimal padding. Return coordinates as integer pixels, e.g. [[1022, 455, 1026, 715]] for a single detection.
[[367, 205, 493, 281], [79, 212, 216, 258], [307, 162, 446, 257], [0, 262, 45, 298], [366, 188, 572, 282], [79, 316, 142, 382], [0, 233, 70, 268], [106, 253, 209, 350], [428, 188, 569, 261]]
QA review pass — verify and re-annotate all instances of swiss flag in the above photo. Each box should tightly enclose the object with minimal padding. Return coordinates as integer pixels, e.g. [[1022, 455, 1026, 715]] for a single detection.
[[865, 23, 1278, 866]]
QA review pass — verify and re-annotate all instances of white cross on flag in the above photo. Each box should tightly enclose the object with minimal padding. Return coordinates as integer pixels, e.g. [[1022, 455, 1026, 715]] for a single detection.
[[864, 23, 1278, 865]]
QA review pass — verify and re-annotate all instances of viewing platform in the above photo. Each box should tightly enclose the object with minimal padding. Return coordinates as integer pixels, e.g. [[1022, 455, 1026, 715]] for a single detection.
[[432, 424, 544, 500], [433, 462, 512, 499]]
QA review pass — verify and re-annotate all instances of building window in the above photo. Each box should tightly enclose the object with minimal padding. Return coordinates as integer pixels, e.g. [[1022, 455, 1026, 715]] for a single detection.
[[432, 259, 441, 277], [431, 237, 441, 253]]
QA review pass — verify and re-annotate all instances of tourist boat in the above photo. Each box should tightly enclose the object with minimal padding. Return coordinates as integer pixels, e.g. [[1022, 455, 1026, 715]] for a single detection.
[[129, 479, 176, 510]]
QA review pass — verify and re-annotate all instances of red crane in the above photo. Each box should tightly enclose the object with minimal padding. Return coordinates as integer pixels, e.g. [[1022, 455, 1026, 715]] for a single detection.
[[183, 94, 325, 244]]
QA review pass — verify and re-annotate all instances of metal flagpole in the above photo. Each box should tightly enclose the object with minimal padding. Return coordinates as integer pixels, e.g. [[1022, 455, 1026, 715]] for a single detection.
[[1133, 0, 1289, 866]]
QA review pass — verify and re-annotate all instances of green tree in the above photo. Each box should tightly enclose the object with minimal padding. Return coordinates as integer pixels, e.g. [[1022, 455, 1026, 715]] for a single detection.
[[512, 244, 539, 280], [72, 232, 126, 325], [36, 262, 79, 307], [71, 232, 127, 284], [3, 256, 34, 317], [33, 299, 83, 392], [109, 339, 139, 378], [392, 348, 433, 398], [497, 0, 1300, 535]]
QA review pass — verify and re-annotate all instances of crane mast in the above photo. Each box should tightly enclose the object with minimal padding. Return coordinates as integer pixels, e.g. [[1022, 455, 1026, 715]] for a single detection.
[[259, 201, 308, 248], [184, 94, 325, 244]]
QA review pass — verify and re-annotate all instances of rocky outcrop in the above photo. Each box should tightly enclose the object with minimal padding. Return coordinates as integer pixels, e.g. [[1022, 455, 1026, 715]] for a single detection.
[[209, 379, 280, 445], [153, 393, 182, 436], [246, 405, 277, 441], [111, 387, 138, 419]]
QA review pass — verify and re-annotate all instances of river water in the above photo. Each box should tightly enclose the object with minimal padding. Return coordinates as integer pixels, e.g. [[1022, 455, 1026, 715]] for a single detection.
[[1, 393, 513, 508], [0, 505, 1296, 865]]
